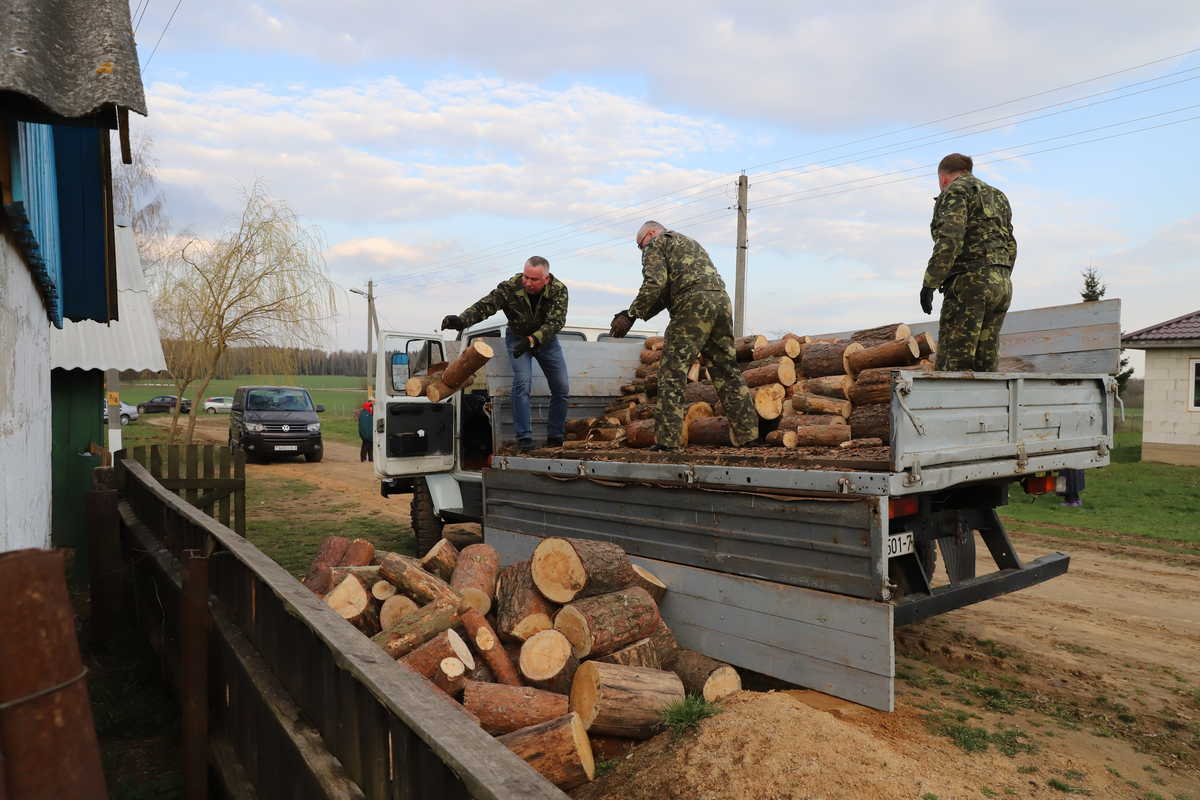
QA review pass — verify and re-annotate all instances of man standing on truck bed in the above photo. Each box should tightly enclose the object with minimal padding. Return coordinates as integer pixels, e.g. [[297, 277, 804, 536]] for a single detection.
[[920, 153, 1017, 371], [608, 221, 758, 451], [441, 257, 569, 452]]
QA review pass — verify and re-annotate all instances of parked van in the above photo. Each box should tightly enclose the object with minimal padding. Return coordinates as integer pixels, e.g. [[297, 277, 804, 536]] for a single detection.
[[229, 385, 325, 462]]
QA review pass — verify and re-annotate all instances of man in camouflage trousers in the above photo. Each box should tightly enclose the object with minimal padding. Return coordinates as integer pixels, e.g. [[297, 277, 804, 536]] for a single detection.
[[609, 221, 758, 451], [920, 153, 1017, 371], [442, 256, 569, 452]]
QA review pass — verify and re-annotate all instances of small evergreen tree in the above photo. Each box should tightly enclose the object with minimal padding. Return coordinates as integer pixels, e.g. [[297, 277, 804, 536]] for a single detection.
[[1080, 267, 1106, 301]]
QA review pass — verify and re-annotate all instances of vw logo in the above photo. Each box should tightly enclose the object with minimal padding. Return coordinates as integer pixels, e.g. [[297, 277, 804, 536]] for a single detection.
[[281, 425, 290, 432]]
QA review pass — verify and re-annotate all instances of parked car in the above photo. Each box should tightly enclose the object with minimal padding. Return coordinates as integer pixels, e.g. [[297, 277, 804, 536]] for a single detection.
[[101, 401, 140, 426], [229, 386, 324, 462], [204, 396, 234, 414], [137, 395, 191, 414]]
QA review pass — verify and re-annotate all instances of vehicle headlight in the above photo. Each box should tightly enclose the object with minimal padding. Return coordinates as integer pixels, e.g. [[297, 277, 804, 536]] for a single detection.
[[307, 423, 320, 432], [246, 423, 265, 432]]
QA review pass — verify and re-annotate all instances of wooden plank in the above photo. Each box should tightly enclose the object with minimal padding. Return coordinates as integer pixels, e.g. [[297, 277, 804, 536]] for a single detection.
[[186, 444, 199, 506], [209, 734, 259, 800], [152, 478, 244, 490], [356, 683, 391, 800], [132, 445, 146, 467], [167, 445, 180, 493], [203, 445, 215, 498], [234, 452, 246, 536], [997, 350, 1119, 374], [218, 447, 232, 528], [336, 667, 365, 788], [387, 719, 420, 800], [150, 444, 162, 479]]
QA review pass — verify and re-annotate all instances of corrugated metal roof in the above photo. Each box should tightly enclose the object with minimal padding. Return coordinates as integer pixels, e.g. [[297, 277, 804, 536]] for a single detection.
[[49, 224, 167, 371], [0, 0, 146, 123], [1122, 309, 1200, 346]]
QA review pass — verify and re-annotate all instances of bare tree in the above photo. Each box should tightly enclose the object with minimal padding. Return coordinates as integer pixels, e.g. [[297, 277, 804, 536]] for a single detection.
[[111, 131, 171, 272]]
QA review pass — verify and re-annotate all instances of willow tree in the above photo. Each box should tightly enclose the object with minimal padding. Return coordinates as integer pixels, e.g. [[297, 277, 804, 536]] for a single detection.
[[170, 183, 334, 444]]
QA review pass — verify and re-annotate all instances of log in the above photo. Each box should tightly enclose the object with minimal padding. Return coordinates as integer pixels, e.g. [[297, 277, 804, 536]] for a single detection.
[[553, 587, 661, 659], [751, 338, 802, 361], [645, 335, 665, 350], [405, 371, 445, 397], [518, 630, 579, 694], [426, 372, 480, 403], [671, 649, 742, 701], [530, 537, 636, 604], [440, 339, 495, 391], [495, 561, 555, 642], [466, 659, 495, 683], [800, 340, 858, 378], [499, 713, 595, 790], [751, 383, 786, 420], [849, 377, 892, 406], [777, 413, 846, 429], [463, 680, 570, 736], [734, 334, 768, 361], [596, 637, 661, 669], [327, 565, 381, 593], [631, 402, 656, 421], [589, 735, 639, 762], [379, 594, 420, 630], [764, 429, 797, 448], [565, 418, 597, 438], [800, 375, 852, 400], [569, 662, 685, 739], [742, 357, 796, 388], [915, 331, 937, 360], [840, 437, 884, 448], [683, 382, 720, 408], [686, 416, 733, 446], [588, 426, 626, 443], [401, 629, 476, 677], [851, 323, 911, 345], [371, 580, 397, 602], [450, 543, 500, 615], [370, 598, 458, 659], [794, 424, 852, 446], [624, 419, 656, 448], [419, 538, 459, 582], [845, 337, 920, 377], [302, 535, 350, 593], [849, 403, 890, 440], [648, 618, 679, 667], [629, 564, 667, 605], [378, 553, 463, 608], [324, 574, 380, 634], [634, 363, 658, 380], [917, 358, 935, 371], [341, 538, 376, 567], [431, 657, 468, 696], [687, 361, 703, 382], [639, 349, 663, 365], [790, 392, 852, 418], [460, 608, 522, 686]]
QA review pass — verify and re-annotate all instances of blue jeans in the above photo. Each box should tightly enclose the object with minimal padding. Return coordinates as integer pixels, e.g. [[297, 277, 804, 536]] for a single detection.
[[506, 332, 569, 443]]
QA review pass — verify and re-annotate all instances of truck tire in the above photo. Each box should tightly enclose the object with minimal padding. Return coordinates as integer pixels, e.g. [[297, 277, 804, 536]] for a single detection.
[[305, 450, 323, 463], [411, 478, 444, 556]]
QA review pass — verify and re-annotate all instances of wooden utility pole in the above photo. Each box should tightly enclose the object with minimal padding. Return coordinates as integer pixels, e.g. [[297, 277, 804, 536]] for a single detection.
[[353, 281, 378, 399], [734, 174, 748, 337], [105, 368, 122, 456]]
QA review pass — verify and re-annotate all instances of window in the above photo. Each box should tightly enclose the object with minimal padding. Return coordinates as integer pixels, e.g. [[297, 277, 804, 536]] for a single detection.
[[245, 388, 314, 412], [1191, 359, 1200, 411]]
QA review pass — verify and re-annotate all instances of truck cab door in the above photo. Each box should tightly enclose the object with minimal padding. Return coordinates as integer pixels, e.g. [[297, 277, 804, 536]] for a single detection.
[[374, 332, 459, 478]]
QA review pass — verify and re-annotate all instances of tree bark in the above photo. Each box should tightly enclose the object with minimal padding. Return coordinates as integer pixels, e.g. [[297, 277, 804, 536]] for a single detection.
[[565, 418, 596, 438], [379, 594, 419, 631], [687, 416, 733, 445], [914, 331, 937, 360], [495, 561, 556, 642], [371, 579, 397, 601], [849, 403, 890, 440], [463, 680, 569, 736], [639, 349, 663, 365], [419, 538, 459, 582], [302, 535, 350, 593], [498, 713, 595, 790], [644, 335, 665, 351], [790, 392, 852, 418], [777, 413, 846, 429], [569, 662, 685, 739], [400, 629, 476, 677], [531, 537, 637, 604], [379, 553, 463, 608], [851, 323, 911, 345], [734, 334, 768, 361], [440, 339, 495, 390], [751, 383, 786, 420], [840, 437, 884, 448], [800, 375, 852, 400], [801, 340, 860, 378], [845, 336, 920, 377], [624, 418, 656, 448], [589, 735, 640, 762], [751, 338, 802, 361], [629, 564, 667, 605], [670, 649, 742, 701], [370, 598, 458, 659], [683, 382, 720, 409], [634, 363, 659, 379], [849, 375, 892, 406], [648, 618, 679, 667], [553, 586, 661, 659], [431, 657, 468, 696], [794, 424, 852, 446], [405, 371, 445, 397], [764, 429, 797, 447], [341, 538, 376, 566], [596, 637, 661, 669], [742, 357, 796, 388], [460, 608, 522, 686], [450, 543, 500, 616], [327, 565, 380, 592], [518, 630, 579, 694]]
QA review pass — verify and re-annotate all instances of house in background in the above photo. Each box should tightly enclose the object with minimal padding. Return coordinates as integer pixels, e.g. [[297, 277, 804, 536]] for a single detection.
[[1, 0, 146, 551], [1122, 310, 1200, 467]]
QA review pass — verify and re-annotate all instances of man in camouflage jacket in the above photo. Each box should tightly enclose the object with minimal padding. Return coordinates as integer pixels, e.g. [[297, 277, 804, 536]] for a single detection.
[[442, 257, 569, 451], [609, 222, 758, 450], [921, 153, 1017, 371]]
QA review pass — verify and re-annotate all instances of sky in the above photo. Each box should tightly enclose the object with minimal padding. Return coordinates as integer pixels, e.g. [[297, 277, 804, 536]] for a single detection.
[[125, 1, 1200, 373]]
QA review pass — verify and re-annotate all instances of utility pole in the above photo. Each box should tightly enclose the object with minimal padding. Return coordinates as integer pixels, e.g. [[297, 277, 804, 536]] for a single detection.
[[351, 280, 377, 399], [734, 173, 748, 337]]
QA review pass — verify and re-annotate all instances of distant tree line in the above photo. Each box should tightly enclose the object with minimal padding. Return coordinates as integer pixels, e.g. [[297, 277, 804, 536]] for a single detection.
[[121, 343, 369, 381]]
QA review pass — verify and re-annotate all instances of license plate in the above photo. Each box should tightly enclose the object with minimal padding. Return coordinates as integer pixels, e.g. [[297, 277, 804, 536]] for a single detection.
[[887, 532, 915, 558], [274, 445, 299, 452]]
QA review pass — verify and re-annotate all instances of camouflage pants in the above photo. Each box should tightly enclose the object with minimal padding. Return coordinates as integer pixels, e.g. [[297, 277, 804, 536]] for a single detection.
[[656, 291, 758, 448], [936, 266, 1013, 371]]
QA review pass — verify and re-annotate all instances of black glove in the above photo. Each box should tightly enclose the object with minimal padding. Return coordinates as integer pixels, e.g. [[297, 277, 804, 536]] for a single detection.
[[512, 336, 535, 358], [440, 314, 464, 331], [609, 310, 635, 338], [920, 287, 935, 315]]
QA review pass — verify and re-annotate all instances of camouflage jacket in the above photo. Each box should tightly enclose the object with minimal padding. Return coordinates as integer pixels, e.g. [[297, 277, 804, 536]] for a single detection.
[[627, 231, 727, 320], [923, 173, 1017, 289], [459, 274, 569, 344]]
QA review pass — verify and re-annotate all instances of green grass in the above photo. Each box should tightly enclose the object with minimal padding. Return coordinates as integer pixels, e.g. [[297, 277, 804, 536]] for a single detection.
[[660, 695, 721, 738]]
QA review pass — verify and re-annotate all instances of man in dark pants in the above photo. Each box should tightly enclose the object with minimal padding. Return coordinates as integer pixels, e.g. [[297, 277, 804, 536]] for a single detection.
[[920, 153, 1017, 371], [441, 257, 570, 452], [357, 400, 373, 462], [609, 221, 758, 451]]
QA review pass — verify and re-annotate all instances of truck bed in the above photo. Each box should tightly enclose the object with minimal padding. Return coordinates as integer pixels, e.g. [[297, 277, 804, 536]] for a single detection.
[[514, 441, 894, 471]]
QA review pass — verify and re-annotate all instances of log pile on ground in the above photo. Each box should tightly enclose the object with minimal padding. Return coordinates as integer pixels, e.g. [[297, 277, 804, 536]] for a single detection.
[[300, 533, 743, 790]]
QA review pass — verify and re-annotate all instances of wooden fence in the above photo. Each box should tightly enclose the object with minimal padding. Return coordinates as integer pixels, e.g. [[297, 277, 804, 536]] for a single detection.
[[124, 444, 246, 535], [94, 456, 564, 800]]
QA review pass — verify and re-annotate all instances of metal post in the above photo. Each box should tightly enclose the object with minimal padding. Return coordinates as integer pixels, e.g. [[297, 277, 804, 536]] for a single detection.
[[180, 549, 210, 800], [734, 174, 748, 337], [106, 368, 122, 456], [366, 279, 376, 400]]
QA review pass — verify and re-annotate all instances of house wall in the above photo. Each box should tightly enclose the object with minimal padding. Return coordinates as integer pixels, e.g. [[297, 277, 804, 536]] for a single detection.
[[0, 234, 52, 550], [1141, 348, 1200, 466]]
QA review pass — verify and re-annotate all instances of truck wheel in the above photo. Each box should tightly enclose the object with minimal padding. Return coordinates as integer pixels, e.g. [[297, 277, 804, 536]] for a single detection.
[[889, 540, 937, 598], [411, 478, 444, 556], [305, 450, 323, 463]]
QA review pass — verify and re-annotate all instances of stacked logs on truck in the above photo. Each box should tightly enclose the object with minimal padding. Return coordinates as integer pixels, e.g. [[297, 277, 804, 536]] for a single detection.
[[405, 340, 494, 402]]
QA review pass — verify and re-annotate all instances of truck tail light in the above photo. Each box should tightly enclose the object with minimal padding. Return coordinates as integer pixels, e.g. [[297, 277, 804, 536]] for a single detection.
[[1022, 473, 1057, 495], [888, 496, 919, 519]]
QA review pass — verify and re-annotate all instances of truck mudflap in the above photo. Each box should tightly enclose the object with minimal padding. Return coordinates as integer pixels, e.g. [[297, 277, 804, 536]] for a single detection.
[[892, 552, 1069, 626]]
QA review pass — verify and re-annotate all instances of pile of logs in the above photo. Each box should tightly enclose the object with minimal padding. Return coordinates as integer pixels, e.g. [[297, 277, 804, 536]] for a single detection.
[[302, 534, 739, 790], [586, 324, 936, 449], [405, 340, 495, 402]]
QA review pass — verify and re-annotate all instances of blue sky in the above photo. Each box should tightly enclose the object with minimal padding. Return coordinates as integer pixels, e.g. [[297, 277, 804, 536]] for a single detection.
[[126, 1, 1200, 371]]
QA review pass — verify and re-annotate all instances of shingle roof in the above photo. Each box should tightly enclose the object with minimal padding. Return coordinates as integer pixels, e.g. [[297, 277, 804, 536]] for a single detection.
[[1122, 310, 1200, 345], [1, 0, 146, 124]]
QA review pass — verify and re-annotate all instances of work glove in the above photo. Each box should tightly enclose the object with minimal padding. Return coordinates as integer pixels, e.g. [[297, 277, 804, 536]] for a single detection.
[[920, 287, 935, 315], [512, 336, 536, 358], [609, 310, 635, 338], [440, 314, 465, 331]]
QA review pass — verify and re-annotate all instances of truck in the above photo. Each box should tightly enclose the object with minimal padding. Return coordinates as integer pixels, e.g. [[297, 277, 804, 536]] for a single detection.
[[373, 298, 1122, 711]]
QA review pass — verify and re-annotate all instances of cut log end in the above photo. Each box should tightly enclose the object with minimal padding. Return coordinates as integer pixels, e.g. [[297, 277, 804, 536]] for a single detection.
[[530, 538, 587, 604], [630, 564, 667, 604], [519, 630, 574, 683], [702, 666, 742, 701]]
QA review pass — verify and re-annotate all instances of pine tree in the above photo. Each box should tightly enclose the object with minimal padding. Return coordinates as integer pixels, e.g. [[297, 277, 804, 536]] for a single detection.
[[1080, 267, 1106, 301]]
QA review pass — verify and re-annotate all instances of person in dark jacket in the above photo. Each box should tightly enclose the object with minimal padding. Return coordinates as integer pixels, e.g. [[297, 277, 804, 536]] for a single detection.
[[358, 400, 374, 462]]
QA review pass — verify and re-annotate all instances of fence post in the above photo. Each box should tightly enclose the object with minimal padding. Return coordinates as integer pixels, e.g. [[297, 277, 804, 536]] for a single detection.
[[85, 484, 123, 646], [180, 549, 210, 800]]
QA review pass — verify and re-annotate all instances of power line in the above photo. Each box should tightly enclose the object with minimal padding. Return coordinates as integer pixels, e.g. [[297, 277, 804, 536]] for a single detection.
[[132, 0, 151, 34], [141, 0, 184, 73]]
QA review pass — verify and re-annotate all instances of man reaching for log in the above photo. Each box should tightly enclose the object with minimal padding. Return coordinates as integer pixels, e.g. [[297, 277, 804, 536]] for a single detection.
[[442, 257, 570, 452], [920, 153, 1016, 371], [608, 221, 757, 451]]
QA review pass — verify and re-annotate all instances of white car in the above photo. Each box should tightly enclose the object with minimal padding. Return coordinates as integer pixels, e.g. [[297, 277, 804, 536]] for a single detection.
[[102, 401, 139, 426], [204, 396, 234, 414]]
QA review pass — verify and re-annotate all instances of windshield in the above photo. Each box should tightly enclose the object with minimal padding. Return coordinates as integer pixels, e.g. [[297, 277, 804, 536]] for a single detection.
[[245, 388, 314, 412]]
